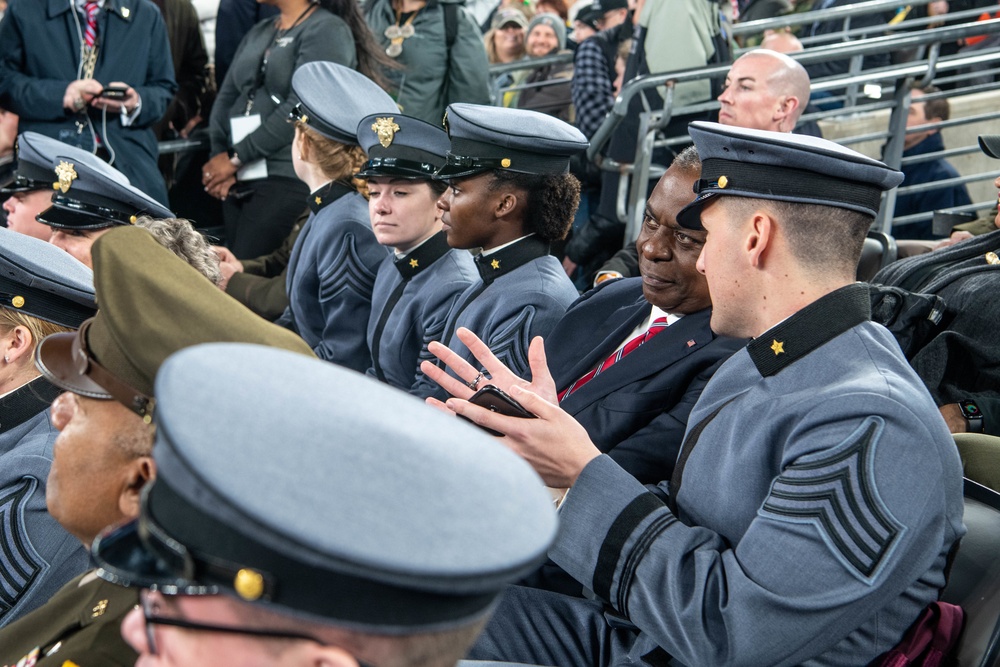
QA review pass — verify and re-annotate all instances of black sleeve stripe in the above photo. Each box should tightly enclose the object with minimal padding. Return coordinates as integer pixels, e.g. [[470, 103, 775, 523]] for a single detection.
[[594, 492, 667, 602], [619, 513, 676, 615]]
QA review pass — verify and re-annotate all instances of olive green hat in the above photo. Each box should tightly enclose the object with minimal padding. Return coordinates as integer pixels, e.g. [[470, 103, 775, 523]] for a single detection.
[[35, 226, 314, 418]]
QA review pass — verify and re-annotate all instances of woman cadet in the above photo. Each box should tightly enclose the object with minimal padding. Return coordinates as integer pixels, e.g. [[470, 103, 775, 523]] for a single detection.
[[276, 61, 395, 370], [356, 112, 477, 396], [0, 228, 96, 625], [415, 103, 586, 398]]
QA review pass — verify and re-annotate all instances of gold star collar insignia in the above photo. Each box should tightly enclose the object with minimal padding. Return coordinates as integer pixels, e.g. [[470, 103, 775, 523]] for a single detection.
[[315, 196, 322, 205], [372, 117, 401, 148], [53, 161, 78, 193], [490, 258, 500, 270], [770, 339, 785, 355], [409, 258, 419, 268]]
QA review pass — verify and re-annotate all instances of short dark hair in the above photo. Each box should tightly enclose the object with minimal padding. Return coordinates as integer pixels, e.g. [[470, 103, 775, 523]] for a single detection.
[[487, 171, 581, 241], [912, 84, 949, 122], [722, 197, 872, 276]]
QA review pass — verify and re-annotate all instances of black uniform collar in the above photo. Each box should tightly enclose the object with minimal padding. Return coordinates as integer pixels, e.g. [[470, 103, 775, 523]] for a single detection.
[[308, 181, 354, 214], [475, 236, 550, 285], [394, 231, 451, 280], [0, 376, 62, 439], [748, 283, 871, 377]]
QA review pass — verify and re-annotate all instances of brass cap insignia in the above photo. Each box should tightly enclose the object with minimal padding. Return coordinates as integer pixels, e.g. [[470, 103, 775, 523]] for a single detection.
[[234, 568, 265, 600], [53, 161, 78, 193], [770, 339, 784, 355], [490, 258, 500, 270], [501, 158, 511, 168], [11, 296, 24, 308], [409, 258, 419, 268], [372, 117, 401, 148], [717, 175, 728, 189]]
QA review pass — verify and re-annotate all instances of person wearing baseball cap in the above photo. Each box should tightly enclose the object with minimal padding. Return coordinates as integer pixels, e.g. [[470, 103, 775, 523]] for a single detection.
[[452, 122, 963, 667]]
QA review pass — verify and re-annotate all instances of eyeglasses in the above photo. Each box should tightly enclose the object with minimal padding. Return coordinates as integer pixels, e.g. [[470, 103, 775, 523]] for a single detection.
[[140, 590, 331, 655]]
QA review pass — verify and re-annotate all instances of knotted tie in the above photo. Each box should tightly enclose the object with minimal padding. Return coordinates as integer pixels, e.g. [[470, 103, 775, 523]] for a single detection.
[[559, 316, 670, 401], [84, 1, 100, 48]]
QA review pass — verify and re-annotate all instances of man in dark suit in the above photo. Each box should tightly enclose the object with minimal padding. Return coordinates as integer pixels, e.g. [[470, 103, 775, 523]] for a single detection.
[[424, 145, 743, 486]]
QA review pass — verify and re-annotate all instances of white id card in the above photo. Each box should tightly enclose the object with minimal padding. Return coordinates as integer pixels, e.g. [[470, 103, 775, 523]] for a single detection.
[[230, 115, 268, 181]]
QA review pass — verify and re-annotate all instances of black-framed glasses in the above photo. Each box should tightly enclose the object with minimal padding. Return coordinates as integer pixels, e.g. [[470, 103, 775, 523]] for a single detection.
[[140, 590, 331, 655]]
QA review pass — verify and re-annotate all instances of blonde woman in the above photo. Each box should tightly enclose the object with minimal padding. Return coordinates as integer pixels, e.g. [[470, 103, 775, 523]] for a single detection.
[[275, 61, 394, 370]]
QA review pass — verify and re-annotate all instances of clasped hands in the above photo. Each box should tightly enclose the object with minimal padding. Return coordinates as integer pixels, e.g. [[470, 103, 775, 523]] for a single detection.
[[201, 152, 238, 201], [420, 327, 601, 488]]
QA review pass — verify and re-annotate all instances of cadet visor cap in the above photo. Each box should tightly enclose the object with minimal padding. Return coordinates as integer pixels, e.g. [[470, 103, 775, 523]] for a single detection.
[[436, 103, 588, 179], [677, 121, 904, 229], [35, 147, 172, 230], [356, 113, 450, 179], [93, 343, 558, 632], [287, 61, 397, 146], [0, 227, 96, 329]]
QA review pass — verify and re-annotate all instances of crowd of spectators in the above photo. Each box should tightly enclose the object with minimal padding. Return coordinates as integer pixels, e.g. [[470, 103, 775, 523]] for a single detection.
[[0, 0, 999, 663]]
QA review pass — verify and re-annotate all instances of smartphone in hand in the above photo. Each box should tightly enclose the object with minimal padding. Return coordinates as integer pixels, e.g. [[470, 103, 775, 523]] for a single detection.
[[460, 385, 536, 437], [99, 86, 129, 100]]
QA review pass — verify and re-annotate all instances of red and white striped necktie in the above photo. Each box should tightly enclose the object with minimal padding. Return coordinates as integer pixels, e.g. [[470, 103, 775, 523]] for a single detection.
[[559, 316, 670, 401], [84, 1, 100, 48]]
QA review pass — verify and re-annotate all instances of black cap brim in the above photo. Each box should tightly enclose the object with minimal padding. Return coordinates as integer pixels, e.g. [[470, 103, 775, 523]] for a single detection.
[[979, 135, 1000, 159], [34, 331, 114, 400], [36, 203, 122, 231]]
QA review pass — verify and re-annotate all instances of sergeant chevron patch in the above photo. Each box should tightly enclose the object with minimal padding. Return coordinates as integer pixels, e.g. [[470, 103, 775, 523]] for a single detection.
[[318, 233, 378, 301], [758, 417, 904, 584], [0, 478, 45, 615]]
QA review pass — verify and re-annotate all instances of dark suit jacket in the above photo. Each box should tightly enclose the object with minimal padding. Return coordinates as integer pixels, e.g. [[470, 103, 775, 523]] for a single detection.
[[547, 278, 745, 484]]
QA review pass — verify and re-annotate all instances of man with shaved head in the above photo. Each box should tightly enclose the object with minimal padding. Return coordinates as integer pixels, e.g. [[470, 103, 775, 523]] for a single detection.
[[716, 48, 812, 133]]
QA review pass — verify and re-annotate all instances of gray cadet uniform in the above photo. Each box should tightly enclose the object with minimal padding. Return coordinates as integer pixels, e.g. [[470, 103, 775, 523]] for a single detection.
[[276, 63, 393, 370], [92, 344, 557, 655], [356, 113, 476, 395], [0, 228, 96, 626], [420, 104, 584, 397], [471, 123, 965, 666]]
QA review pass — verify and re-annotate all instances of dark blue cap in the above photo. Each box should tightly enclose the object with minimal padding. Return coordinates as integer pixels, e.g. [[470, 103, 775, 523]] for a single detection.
[[0, 227, 96, 328], [437, 103, 588, 179], [356, 113, 450, 179], [0, 131, 128, 195], [289, 61, 397, 145], [92, 343, 557, 631], [35, 148, 173, 231], [677, 121, 904, 229]]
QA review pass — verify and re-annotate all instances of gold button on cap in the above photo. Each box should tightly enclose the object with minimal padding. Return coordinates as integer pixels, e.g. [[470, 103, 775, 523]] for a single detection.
[[718, 175, 729, 188], [234, 568, 265, 600], [11, 296, 24, 308]]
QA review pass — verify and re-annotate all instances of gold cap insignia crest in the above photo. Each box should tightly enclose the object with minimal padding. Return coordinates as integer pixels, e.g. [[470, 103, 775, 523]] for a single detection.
[[234, 568, 265, 601], [372, 117, 401, 148], [53, 161, 78, 194]]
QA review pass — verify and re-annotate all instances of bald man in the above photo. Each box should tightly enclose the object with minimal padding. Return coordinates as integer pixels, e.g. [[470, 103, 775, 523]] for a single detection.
[[716, 48, 811, 133], [596, 47, 815, 282]]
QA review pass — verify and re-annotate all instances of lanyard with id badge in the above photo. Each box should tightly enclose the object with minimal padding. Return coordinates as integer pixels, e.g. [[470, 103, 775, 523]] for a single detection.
[[231, 4, 315, 182]]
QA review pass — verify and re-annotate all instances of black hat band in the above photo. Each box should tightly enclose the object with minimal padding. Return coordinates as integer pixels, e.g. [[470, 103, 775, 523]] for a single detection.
[[134, 477, 500, 628], [0, 275, 96, 329], [0, 158, 55, 193], [40, 194, 140, 228], [698, 158, 884, 216], [442, 136, 572, 176], [357, 156, 441, 179]]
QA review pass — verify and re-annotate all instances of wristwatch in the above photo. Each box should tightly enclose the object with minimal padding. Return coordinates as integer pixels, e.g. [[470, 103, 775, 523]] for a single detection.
[[227, 146, 242, 168], [959, 400, 984, 433]]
